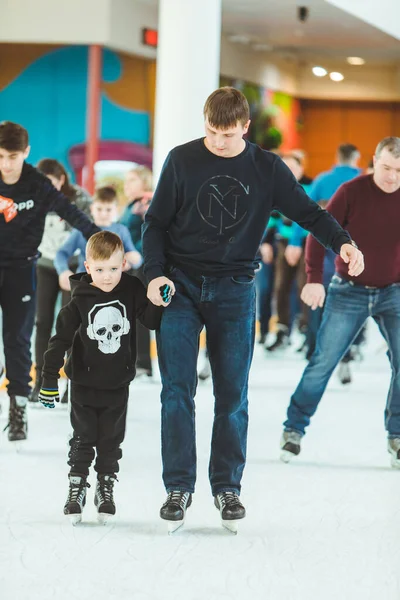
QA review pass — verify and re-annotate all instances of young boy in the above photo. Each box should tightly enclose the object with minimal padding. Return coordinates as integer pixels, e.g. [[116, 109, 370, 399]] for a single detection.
[[54, 186, 142, 292], [0, 121, 99, 442], [39, 231, 162, 524]]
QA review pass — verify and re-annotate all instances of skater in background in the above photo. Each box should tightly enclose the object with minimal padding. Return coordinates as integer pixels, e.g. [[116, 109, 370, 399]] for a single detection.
[[281, 137, 400, 468], [0, 121, 99, 443], [30, 158, 92, 404], [143, 86, 363, 533], [39, 231, 162, 523]]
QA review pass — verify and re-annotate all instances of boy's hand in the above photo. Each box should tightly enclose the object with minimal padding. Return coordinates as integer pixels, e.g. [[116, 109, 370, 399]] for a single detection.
[[147, 276, 175, 306], [59, 270, 73, 291], [39, 387, 60, 408]]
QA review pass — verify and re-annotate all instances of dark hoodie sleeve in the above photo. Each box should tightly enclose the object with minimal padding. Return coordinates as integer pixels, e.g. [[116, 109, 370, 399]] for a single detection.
[[43, 180, 100, 240], [132, 277, 163, 330], [41, 300, 82, 388], [272, 157, 351, 254]]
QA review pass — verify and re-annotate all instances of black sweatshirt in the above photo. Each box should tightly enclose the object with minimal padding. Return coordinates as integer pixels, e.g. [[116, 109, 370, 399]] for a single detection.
[[142, 139, 351, 281], [42, 272, 163, 394], [0, 162, 99, 266]]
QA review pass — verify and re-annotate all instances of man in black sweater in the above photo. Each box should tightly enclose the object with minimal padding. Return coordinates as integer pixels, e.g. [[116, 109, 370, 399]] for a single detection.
[[0, 121, 99, 442], [142, 87, 364, 533]]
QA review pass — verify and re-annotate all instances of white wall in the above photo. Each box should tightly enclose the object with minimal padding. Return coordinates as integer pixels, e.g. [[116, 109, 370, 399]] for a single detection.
[[326, 0, 400, 41]]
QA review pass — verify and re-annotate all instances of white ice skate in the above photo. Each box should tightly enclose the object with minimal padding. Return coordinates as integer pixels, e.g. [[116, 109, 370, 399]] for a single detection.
[[388, 438, 400, 469]]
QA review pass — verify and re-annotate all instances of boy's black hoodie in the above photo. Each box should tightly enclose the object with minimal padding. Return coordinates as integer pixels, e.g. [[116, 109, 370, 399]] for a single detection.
[[42, 272, 162, 395]]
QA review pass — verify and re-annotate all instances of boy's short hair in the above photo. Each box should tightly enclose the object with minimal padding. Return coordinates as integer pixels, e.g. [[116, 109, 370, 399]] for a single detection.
[[86, 231, 124, 261], [0, 121, 29, 152], [203, 87, 250, 129], [93, 186, 118, 203]]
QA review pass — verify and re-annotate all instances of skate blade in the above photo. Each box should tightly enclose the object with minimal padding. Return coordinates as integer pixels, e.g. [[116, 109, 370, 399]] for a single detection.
[[67, 513, 82, 526], [221, 519, 239, 534], [280, 450, 295, 463], [97, 512, 114, 525], [167, 519, 185, 534]]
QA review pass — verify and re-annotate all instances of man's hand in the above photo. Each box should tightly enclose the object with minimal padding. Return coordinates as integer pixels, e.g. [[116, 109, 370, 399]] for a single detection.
[[301, 283, 326, 310], [260, 243, 274, 264], [285, 245, 302, 267], [39, 387, 60, 408], [340, 243, 364, 277], [147, 276, 175, 307], [58, 270, 74, 291]]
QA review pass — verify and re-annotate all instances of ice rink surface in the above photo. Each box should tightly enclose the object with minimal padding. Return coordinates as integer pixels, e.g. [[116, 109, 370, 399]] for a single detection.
[[1, 321, 399, 600]]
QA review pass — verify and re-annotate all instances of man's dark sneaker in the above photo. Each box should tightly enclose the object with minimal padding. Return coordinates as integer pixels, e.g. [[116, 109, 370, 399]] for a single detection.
[[280, 430, 302, 463], [4, 396, 28, 441]]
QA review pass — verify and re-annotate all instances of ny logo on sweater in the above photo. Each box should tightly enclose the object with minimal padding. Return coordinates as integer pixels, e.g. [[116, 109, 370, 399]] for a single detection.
[[196, 175, 250, 235]]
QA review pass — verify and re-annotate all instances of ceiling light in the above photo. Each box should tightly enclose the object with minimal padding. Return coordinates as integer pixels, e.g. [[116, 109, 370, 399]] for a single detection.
[[330, 71, 344, 82], [347, 56, 365, 65], [227, 34, 250, 44], [312, 66, 327, 77]]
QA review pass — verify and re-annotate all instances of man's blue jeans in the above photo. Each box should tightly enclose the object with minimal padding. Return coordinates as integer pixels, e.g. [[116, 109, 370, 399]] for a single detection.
[[156, 267, 256, 496], [285, 275, 400, 436]]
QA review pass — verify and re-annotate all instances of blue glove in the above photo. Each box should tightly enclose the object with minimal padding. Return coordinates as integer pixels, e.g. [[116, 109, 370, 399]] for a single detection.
[[39, 387, 60, 408]]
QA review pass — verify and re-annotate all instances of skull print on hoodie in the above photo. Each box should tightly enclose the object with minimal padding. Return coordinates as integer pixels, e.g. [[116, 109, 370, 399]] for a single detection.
[[41, 272, 163, 394]]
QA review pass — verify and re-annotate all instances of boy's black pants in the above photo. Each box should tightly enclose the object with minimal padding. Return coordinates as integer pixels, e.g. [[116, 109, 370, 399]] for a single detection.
[[68, 383, 129, 477], [0, 262, 37, 397]]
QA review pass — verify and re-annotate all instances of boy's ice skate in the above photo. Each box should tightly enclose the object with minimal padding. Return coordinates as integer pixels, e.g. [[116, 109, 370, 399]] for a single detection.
[[214, 492, 245, 534], [64, 475, 90, 525], [280, 430, 302, 463], [388, 438, 400, 469], [160, 491, 192, 534], [4, 395, 28, 442], [95, 474, 117, 524]]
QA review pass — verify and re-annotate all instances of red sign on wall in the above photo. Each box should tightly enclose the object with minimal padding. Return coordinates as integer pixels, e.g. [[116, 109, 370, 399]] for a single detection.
[[142, 28, 158, 48]]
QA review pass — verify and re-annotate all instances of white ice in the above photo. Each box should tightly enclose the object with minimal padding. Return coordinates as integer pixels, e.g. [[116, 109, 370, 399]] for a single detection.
[[1, 321, 399, 600]]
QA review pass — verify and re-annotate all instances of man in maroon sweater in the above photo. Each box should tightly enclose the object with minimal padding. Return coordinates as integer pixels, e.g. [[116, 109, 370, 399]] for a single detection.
[[281, 136, 400, 468]]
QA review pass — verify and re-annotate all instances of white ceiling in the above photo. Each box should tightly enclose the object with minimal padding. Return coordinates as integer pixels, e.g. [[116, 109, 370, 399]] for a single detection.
[[140, 0, 400, 65]]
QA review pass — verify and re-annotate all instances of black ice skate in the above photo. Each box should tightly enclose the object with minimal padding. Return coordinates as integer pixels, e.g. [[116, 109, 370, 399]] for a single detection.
[[280, 430, 302, 463], [4, 395, 28, 442], [64, 475, 90, 525], [29, 374, 42, 405], [266, 327, 290, 353], [160, 491, 192, 534], [214, 492, 246, 534], [95, 474, 117, 524]]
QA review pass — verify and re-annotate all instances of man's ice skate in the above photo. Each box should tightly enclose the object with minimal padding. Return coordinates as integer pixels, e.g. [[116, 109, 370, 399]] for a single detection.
[[214, 492, 245, 534], [64, 475, 90, 525], [95, 474, 117, 524], [266, 327, 290, 353], [338, 361, 352, 385], [387, 438, 400, 469], [280, 430, 302, 463], [4, 395, 28, 442], [160, 491, 192, 534]]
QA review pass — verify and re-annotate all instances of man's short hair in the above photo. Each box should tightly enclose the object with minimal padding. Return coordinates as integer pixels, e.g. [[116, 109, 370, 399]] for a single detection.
[[86, 231, 124, 261], [375, 137, 400, 159], [0, 121, 29, 152], [93, 186, 118, 203], [337, 143, 359, 163], [203, 87, 250, 129]]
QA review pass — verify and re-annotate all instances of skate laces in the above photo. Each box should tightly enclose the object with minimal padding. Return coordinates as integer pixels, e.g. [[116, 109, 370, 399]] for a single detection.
[[68, 478, 90, 504], [217, 491, 241, 509], [97, 476, 117, 504], [166, 491, 190, 509]]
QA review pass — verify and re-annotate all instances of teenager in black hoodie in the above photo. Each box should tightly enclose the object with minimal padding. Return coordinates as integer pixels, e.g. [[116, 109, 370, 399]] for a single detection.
[[39, 231, 162, 524], [0, 121, 99, 443]]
